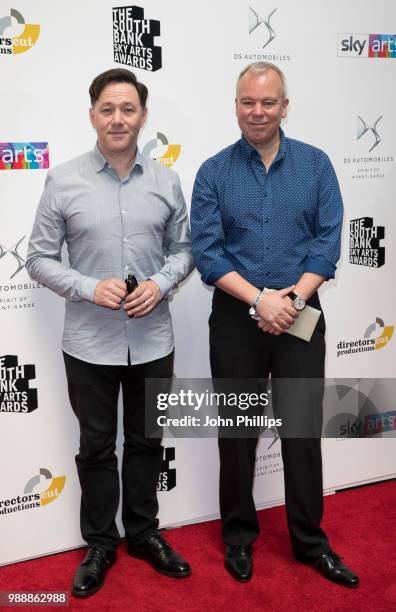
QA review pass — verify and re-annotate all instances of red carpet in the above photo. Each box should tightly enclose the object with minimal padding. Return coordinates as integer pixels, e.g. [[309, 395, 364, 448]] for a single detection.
[[1, 480, 395, 611]]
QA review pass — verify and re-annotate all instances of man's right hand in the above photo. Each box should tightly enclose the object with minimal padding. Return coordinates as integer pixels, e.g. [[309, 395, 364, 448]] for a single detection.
[[255, 286, 298, 333], [93, 278, 127, 309]]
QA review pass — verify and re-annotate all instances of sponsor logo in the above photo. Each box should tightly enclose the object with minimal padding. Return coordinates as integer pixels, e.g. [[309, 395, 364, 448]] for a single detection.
[[234, 5, 290, 62], [0, 235, 43, 312], [337, 318, 394, 358], [0, 236, 25, 279], [249, 6, 277, 49], [323, 381, 394, 438], [349, 218, 385, 268], [142, 133, 181, 168], [357, 115, 382, 152], [344, 114, 394, 180], [0, 468, 66, 515], [157, 447, 176, 491], [338, 34, 396, 58], [0, 8, 40, 55], [112, 5, 162, 71], [0, 355, 37, 413], [0, 143, 49, 170]]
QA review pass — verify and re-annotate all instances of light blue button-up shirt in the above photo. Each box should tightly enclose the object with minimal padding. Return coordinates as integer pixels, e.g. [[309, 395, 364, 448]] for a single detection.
[[27, 145, 193, 365]]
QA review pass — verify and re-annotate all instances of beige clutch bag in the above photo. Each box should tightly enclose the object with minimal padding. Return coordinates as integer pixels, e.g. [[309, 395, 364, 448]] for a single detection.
[[263, 288, 321, 342]]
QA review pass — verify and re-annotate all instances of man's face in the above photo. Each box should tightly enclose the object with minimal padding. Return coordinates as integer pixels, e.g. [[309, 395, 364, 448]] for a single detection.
[[235, 70, 288, 147], [89, 82, 147, 157]]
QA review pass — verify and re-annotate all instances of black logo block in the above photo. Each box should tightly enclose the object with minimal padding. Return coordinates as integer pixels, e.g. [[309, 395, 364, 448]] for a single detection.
[[113, 5, 162, 71], [157, 446, 176, 492], [0, 354, 38, 413], [349, 217, 385, 268]]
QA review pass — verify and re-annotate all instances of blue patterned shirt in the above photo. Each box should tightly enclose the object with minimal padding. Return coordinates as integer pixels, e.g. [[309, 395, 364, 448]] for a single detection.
[[191, 130, 343, 289]]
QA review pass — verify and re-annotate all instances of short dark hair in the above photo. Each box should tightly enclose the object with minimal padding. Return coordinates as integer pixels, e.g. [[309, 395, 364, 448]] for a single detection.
[[89, 68, 148, 108]]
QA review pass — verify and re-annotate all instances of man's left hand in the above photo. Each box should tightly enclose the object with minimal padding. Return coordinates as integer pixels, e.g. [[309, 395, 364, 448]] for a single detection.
[[123, 280, 161, 317]]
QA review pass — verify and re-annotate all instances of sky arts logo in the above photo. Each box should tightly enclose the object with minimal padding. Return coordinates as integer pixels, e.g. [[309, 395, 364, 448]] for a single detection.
[[113, 5, 161, 71], [157, 447, 176, 492], [0, 143, 49, 170], [349, 218, 385, 268], [0, 8, 40, 55], [337, 318, 394, 358], [0, 354, 37, 413], [0, 468, 66, 516], [142, 133, 181, 168], [338, 34, 396, 58]]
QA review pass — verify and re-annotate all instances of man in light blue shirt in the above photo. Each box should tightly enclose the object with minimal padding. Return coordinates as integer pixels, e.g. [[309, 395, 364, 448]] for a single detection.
[[27, 68, 193, 597], [191, 62, 358, 588]]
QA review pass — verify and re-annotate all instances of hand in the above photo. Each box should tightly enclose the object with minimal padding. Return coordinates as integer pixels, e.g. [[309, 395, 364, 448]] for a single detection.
[[255, 286, 298, 334], [124, 280, 161, 318], [93, 278, 127, 309]]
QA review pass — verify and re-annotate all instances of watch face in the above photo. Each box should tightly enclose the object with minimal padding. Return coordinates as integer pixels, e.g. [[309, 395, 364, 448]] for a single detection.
[[294, 296, 306, 311]]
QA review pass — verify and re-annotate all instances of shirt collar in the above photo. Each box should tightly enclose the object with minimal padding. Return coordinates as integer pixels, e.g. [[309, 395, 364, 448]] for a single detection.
[[240, 128, 286, 164], [91, 143, 144, 175]]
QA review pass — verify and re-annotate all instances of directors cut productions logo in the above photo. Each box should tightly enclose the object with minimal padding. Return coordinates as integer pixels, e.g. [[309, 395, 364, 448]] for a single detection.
[[0, 468, 66, 516], [337, 318, 394, 358], [234, 5, 291, 62], [338, 33, 396, 58], [142, 132, 181, 168], [0, 8, 40, 55], [0, 355, 37, 413], [157, 447, 176, 492], [0, 143, 49, 170], [113, 5, 162, 71], [349, 218, 385, 269]]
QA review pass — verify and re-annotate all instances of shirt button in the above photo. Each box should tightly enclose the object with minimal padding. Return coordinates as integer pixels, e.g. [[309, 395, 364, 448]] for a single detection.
[[123, 238, 127, 243], [124, 265, 128, 270], [265, 218, 269, 223], [263, 193, 268, 197], [121, 210, 126, 214]]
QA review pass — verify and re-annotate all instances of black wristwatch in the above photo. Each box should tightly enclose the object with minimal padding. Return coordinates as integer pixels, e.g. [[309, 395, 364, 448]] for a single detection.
[[288, 291, 306, 311]]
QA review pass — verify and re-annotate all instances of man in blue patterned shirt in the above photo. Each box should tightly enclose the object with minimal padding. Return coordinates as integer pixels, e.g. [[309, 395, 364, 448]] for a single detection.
[[191, 62, 358, 587]]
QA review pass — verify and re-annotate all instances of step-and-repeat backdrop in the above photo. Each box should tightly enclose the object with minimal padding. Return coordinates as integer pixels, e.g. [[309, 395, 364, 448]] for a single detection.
[[1, 0, 395, 565]]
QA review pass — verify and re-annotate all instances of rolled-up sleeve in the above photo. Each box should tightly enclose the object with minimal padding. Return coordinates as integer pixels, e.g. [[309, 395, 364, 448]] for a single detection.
[[26, 173, 99, 301], [149, 175, 194, 297], [303, 153, 343, 280], [191, 159, 235, 285]]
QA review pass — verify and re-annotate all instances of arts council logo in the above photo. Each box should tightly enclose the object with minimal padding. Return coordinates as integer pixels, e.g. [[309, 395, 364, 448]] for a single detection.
[[349, 217, 385, 269], [337, 318, 394, 358], [234, 5, 291, 62], [142, 133, 181, 168], [0, 468, 66, 516], [338, 33, 396, 58], [113, 5, 162, 71], [0, 143, 49, 170], [0, 8, 40, 54]]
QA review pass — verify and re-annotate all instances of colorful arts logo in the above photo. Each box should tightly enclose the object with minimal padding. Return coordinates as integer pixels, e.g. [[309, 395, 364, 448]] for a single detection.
[[0, 143, 49, 170], [338, 34, 396, 58], [142, 133, 181, 168], [0, 9, 40, 54]]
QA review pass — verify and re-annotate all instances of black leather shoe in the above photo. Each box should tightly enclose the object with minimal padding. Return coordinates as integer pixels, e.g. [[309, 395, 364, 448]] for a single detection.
[[299, 551, 359, 588], [72, 547, 117, 598], [224, 545, 253, 582], [128, 534, 191, 578]]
